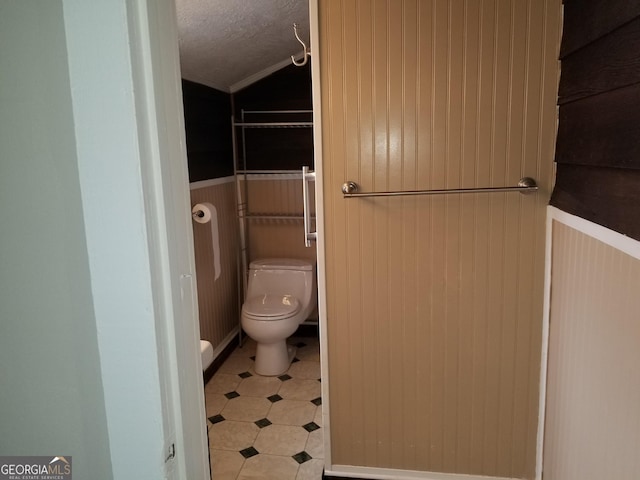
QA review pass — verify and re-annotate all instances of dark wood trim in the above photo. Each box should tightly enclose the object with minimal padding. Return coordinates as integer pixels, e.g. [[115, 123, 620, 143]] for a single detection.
[[550, 164, 640, 241], [561, 1, 640, 57], [559, 17, 640, 104], [556, 82, 640, 170], [294, 322, 320, 338], [322, 474, 365, 480]]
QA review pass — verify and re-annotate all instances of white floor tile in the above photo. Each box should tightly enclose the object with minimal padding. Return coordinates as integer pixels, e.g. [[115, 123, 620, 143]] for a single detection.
[[236, 375, 283, 397], [220, 396, 272, 422], [253, 424, 309, 456], [206, 336, 323, 480], [277, 378, 321, 401], [217, 355, 254, 375], [296, 458, 324, 480], [209, 449, 245, 480], [205, 373, 241, 394], [268, 399, 317, 426], [204, 393, 228, 417], [287, 361, 321, 380], [305, 429, 324, 459], [209, 420, 259, 451], [237, 454, 300, 480]]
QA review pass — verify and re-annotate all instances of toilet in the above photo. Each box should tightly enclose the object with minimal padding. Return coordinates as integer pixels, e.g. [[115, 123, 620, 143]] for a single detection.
[[241, 258, 316, 376]]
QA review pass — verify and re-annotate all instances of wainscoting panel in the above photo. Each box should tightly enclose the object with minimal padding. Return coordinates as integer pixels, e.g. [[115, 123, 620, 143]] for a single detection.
[[543, 215, 640, 480], [318, 0, 561, 477], [190, 179, 240, 350], [241, 175, 317, 264]]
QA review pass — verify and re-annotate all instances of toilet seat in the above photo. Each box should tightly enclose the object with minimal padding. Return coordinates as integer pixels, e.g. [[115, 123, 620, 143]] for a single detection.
[[243, 294, 300, 320]]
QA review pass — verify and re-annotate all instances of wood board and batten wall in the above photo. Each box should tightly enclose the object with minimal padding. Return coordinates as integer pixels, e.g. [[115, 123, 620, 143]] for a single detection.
[[189, 180, 316, 350], [182, 79, 240, 352], [543, 213, 640, 480], [318, 0, 561, 478], [190, 180, 240, 348], [240, 174, 317, 264]]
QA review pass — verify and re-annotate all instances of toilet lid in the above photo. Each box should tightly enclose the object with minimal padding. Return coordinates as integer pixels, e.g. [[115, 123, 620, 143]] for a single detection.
[[243, 294, 300, 318]]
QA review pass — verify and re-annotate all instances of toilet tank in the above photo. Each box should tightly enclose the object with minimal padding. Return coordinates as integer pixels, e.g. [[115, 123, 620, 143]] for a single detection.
[[247, 258, 315, 306]]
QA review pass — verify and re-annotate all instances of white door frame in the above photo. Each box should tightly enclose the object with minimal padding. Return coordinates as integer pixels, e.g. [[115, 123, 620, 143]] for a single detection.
[[308, 0, 332, 470], [128, 0, 209, 478], [140, 0, 332, 476]]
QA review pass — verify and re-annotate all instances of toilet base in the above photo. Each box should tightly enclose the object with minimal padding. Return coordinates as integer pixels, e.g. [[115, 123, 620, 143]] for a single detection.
[[254, 341, 297, 376]]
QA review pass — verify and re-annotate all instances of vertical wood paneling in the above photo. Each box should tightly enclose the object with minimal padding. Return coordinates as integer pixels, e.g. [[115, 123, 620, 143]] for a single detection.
[[241, 177, 317, 264], [319, 0, 561, 477], [544, 222, 640, 480], [190, 182, 239, 349]]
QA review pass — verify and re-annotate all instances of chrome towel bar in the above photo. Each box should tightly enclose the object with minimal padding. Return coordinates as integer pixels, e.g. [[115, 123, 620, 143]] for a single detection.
[[341, 177, 538, 198]]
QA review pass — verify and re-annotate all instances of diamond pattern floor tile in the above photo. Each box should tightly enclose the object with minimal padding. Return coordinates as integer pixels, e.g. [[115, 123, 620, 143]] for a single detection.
[[267, 399, 316, 426], [209, 449, 245, 480], [209, 420, 259, 451], [253, 424, 310, 456], [237, 454, 300, 480], [296, 458, 324, 480], [278, 378, 322, 402], [286, 360, 321, 380], [205, 373, 241, 394], [205, 337, 323, 479], [220, 396, 271, 422], [236, 375, 282, 397]]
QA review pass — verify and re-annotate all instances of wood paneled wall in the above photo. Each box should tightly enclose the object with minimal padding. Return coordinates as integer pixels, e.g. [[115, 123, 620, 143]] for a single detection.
[[551, 1, 640, 240], [241, 175, 317, 265], [543, 219, 640, 480], [190, 180, 240, 349], [318, 0, 561, 478]]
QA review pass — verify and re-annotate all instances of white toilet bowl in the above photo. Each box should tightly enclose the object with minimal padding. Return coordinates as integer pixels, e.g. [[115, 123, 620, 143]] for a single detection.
[[241, 259, 316, 376]]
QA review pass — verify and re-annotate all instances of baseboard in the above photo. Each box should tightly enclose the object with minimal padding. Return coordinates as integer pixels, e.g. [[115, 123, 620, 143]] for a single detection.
[[294, 321, 319, 338], [324, 465, 519, 480]]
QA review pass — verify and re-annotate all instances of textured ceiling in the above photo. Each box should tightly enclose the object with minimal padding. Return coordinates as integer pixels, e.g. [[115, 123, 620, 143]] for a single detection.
[[176, 0, 310, 92]]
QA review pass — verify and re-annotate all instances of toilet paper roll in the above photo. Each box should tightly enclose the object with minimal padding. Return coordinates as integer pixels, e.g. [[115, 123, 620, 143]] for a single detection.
[[192, 202, 211, 223], [192, 202, 221, 281]]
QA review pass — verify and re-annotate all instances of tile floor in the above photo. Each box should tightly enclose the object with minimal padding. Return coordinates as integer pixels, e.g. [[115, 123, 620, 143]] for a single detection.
[[205, 336, 324, 480]]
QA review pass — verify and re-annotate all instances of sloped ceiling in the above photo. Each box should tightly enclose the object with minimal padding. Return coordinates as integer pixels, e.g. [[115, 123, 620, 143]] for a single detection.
[[175, 0, 310, 92]]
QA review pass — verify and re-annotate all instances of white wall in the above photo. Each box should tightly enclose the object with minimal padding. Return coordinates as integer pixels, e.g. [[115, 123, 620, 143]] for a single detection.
[[62, 1, 169, 478], [0, 1, 208, 479], [542, 209, 640, 480], [0, 2, 113, 478]]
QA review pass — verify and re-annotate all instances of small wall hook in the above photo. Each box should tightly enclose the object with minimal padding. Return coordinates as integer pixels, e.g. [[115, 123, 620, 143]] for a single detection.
[[291, 23, 310, 67]]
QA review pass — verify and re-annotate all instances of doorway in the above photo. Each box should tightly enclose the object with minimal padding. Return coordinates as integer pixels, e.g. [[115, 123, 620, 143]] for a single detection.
[[174, 1, 328, 478]]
